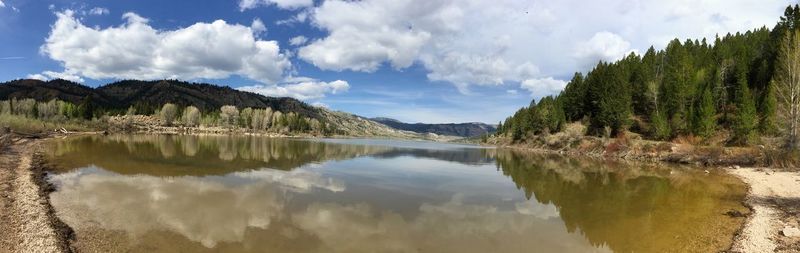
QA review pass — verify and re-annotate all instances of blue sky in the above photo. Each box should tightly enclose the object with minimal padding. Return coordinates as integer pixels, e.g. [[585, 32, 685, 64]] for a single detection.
[[0, 0, 793, 123]]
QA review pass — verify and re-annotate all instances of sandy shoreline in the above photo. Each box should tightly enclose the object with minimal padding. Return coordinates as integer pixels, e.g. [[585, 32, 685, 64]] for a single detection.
[[0, 136, 72, 253], [729, 168, 800, 253]]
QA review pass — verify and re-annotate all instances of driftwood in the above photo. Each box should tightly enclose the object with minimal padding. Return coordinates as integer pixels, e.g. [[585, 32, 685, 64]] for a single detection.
[[11, 131, 47, 139]]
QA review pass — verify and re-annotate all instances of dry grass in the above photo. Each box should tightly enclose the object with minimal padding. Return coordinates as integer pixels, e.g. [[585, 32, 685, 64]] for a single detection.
[[673, 134, 703, 145], [0, 114, 95, 133], [764, 149, 800, 169], [540, 122, 589, 149]]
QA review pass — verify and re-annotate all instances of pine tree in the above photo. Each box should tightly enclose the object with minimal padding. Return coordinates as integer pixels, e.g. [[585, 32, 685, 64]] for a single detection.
[[496, 121, 503, 134], [633, 47, 658, 115], [588, 63, 631, 136], [78, 95, 95, 120], [759, 81, 778, 135], [650, 109, 671, 140], [692, 86, 716, 138], [733, 68, 758, 144], [661, 39, 692, 135], [560, 73, 585, 121]]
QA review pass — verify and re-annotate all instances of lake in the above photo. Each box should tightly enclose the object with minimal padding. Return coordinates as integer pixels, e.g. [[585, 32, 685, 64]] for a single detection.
[[44, 134, 748, 253]]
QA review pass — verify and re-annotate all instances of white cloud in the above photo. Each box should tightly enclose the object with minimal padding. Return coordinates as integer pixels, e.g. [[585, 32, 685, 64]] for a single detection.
[[288, 35, 308, 46], [250, 18, 267, 35], [0, 1, 5, 8], [40, 10, 291, 84], [311, 102, 329, 108], [298, 0, 433, 72], [26, 74, 46, 81], [239, 0, 313, 11], [574, 31, 637, 68], [520, 77, 567, 98], [276, 11, 309, 26], [296, 0, 792, 94], [295, 0, 551, 90], [238, 79, 350, 100], [27, 70, 85, 83], [88, 7, 109, 15]]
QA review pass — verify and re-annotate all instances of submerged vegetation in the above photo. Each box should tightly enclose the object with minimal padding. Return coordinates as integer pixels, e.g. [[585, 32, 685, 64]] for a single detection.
[[497, 5, 800, 152]]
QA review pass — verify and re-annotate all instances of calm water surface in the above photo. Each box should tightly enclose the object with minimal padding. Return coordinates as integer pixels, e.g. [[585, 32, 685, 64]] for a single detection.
[[45, 134, 748, 253]]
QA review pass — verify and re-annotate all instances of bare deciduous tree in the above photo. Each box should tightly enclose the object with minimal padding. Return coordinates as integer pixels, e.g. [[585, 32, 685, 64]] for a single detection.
[[263, 107, 274, 130], [240, 107, 253, 128], [182, 106, 200, 127], [37, 100, 58, 119], [775, 30, 800, 149], [251, 109, 264, 130], [159, 103, 178, 126], [220, 105, 239, 128]]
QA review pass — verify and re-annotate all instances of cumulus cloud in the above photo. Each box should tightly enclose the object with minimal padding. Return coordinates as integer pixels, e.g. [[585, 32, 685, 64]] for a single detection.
[[238, 79, 350, 100], [276, 11, 309, 26], [296, 0, 791, 94], [238, 0, 313, 11], [574, 31, 637, 68], [27, 70, 85, 83], [311, 102, 329, 108], [298, 0, 433, 72], [0, 1, 5, 8], [88, 7, 109, 15], [250, 18, 266, 35], [520, 77, 567, 98], [40, 10, 291, 84], [288, 35, 308, 46], [294, 0, 554, 93]]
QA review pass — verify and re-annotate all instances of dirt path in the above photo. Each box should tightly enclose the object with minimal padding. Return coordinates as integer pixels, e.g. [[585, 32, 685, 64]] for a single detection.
[[0, 137, 70, 253], [730, 168, 800, 253]]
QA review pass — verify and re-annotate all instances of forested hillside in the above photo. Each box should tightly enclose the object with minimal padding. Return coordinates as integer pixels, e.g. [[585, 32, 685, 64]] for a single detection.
[[0, 79, 419, 137], [497, 5, 800, 147], [0, 79, 321, 119]]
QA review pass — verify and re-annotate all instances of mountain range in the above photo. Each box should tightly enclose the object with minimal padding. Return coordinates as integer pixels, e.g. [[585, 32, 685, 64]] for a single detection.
[[370, 117, 496, 137], [0, 79, 319, 118], [0, 79, 492, 137]]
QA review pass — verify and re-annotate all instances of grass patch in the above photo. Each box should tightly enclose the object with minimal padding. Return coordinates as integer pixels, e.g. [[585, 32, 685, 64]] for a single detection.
[[0, 114, 96, 133]]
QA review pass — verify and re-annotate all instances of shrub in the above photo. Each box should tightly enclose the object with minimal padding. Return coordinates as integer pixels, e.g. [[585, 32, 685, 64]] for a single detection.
[[159, 103, 178, 126]]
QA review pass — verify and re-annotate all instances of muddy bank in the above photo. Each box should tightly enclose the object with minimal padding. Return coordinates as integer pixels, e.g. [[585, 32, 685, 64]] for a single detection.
[[486, 131, 764, 167], [0, 134, 74, 253], [730, 168, 800, 253]]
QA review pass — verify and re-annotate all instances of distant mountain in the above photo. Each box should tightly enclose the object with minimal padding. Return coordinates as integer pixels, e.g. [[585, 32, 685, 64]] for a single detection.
[[0, 79, 115, 107], [371, 117, 496, 137], [0, 79, 319, 117], [0, 79, 417, 138]]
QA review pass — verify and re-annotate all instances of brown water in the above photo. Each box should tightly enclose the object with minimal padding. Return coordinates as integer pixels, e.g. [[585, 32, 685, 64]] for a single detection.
[[44, 134, 748, 253]]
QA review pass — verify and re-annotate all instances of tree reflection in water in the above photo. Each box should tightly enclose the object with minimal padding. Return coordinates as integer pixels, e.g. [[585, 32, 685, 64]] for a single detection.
[[46, 135, 747, 253]]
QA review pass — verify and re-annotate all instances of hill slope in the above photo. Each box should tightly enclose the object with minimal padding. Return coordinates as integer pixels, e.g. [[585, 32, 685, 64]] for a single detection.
[[0, 79, 414, 138], [371, 117, 496, 137]]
